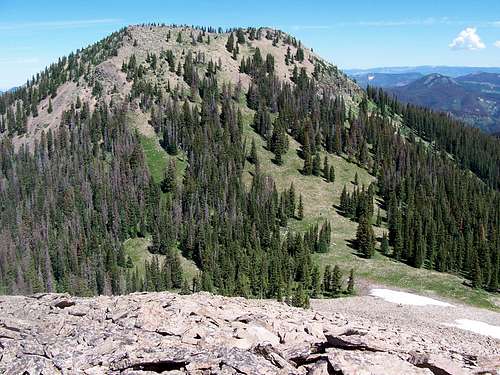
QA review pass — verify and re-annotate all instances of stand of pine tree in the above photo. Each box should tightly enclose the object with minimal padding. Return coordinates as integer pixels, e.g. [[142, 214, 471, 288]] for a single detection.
[[0, 25, 498, 304]]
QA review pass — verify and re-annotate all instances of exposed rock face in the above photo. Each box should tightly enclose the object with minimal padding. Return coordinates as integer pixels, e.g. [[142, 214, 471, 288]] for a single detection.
[[0, 292, 497, 374]]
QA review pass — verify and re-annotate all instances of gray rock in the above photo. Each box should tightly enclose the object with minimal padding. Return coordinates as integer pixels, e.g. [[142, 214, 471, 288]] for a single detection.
[[326, 349, 434, 375], [0, 292, 494, 374], [408, 352, 469, 375]]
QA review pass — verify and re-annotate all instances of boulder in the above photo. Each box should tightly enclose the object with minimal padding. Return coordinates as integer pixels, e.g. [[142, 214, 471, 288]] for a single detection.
[[327, 349, 434, 375], [408, 353, 469, 375], [0, 291, 494, 374]]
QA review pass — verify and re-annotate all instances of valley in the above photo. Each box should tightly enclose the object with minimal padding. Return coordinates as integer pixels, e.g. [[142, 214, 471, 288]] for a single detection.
[[347, 67, 500, 134]]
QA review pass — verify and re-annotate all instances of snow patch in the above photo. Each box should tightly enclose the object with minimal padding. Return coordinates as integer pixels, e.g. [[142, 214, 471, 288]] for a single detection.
[[368, 75, 375, 81], [445, 319, 500, 340], [369, 289, 453, 307]]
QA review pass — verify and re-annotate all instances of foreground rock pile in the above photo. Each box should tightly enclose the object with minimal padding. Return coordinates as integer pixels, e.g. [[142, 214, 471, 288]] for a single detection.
[[0, 292, 497, 374]]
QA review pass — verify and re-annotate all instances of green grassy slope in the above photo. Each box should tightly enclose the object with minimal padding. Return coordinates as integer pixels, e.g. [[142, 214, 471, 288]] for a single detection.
[[240, 107, 498, 310], [124, 236, 199, 281], [132, 97, 497, 310], [126, 132, 196, 280]]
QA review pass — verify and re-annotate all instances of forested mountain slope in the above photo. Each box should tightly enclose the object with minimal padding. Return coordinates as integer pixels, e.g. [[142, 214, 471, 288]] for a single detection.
[[0, 24, 498, 308], [387, 73, 500, 134]]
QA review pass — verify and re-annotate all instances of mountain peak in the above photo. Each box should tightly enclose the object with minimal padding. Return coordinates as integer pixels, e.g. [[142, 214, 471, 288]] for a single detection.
[[420, 73, 458, 88], [0, 24, 360, 151]]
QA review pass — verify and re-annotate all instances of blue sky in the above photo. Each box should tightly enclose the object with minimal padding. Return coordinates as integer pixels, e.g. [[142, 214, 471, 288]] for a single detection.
[[1, 0, 500, 89]]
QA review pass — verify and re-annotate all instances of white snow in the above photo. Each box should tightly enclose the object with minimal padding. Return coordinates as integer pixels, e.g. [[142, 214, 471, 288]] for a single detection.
[[367, 75, 375, 81], [445, 319, 500, 340], [369, 288, 453, 307]]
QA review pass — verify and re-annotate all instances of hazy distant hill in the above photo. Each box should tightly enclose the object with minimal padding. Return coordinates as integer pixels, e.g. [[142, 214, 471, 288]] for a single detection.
[[346, 66, 500, 78], [346, 67, 500, 133], [387, 73, 500, 133], [351, 72, 423, 88], [456, 72, 500, 94]]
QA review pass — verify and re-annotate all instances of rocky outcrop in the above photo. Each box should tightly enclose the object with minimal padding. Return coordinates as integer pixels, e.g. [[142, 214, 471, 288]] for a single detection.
[[0, 292, 497, 374]]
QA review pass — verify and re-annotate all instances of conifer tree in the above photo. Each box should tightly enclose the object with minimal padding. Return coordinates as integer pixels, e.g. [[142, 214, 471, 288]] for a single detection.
[[358, 140, 369, 166], [376, 208, 382, 226], [276, 281, 283, 302], [285, 46, 291, 65], [161, 161, 177, 193], [347, 268, 355, 295], [292, 283, 307, 308], [329, 165, 335, 183], [380, 232, 389, 255], [317, 221, 331, 253], [339, 185, 350, 214], [248, 138, 258, 164], [226, 33, 234, 53], [239, 273, 252, 298], [284, 277, 293, 304], [47, 98, 53, 114], [488, 249, 499, 292], [303, 151, 312, 175], [333, 126, 342, 155], [356, 215, 375, 258], [323, 156, 330, 181], [270, 121, 288, 165], [303, 293, 310, 309], [201, 271, 214, 292], [236, 28, 246, 44], [412, 220, 426, 268], [292, 65, 299, 83], [323, 265, 331, 293], [301, 131, 313, 175], [331, 265, 343, 294], [192, 275, 201, 293], [288, 183, 296, 218], [312, 153, 321, 176], [117, 245, 126, 267], [392, 210, 403, 260], [311, 266, 321, 298], [180, 279, 191, 295], [171, 253, 183, 288], [295, 47, 305, 62], [297, 195, 304, 220]]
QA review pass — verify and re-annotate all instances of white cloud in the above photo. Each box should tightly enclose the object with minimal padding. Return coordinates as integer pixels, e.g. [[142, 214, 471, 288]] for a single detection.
[[449, 27, 486, 50], [494, 41, 500, 48]]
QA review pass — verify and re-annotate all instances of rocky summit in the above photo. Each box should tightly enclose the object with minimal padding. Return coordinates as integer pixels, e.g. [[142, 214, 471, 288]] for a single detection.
[[0, 292, 498, 375]]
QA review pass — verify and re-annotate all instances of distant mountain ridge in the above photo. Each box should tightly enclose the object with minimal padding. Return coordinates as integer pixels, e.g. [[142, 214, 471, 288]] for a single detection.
[[387, 72, 500, 133], [350, 72, 423, 88], [346, 67, 500, 133], [346, 66, 500, 78]]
